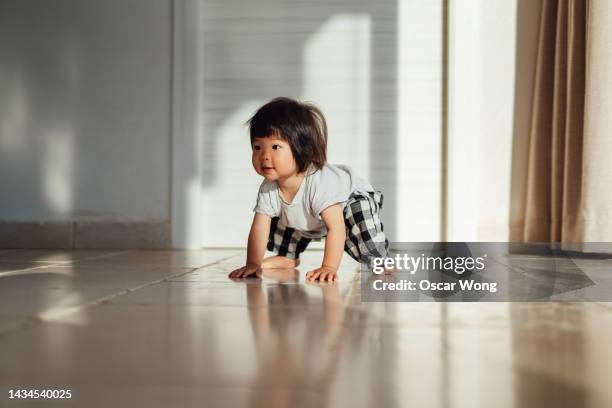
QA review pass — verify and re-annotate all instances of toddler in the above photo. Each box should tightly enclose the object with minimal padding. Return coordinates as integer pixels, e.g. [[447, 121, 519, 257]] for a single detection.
[[228, 97, 389, 281]]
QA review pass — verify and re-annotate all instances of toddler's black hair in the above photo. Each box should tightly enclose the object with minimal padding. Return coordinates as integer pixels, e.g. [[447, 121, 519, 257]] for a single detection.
[[247, 97, 328, 172]]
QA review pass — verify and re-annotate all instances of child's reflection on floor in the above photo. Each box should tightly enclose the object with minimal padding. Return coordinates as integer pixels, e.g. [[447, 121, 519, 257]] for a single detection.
[[240, 267, 347, 408]]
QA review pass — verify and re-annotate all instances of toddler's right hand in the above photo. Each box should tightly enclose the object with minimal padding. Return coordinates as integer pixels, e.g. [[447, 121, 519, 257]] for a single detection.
[[228, 263, 261, 279]]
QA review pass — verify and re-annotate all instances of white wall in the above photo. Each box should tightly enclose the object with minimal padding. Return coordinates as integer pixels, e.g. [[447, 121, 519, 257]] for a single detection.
[[397, 0, 444, 242], [0, 0, 172, 223], [448, 0, 541, 241], [477, 0, 517, 240], [172, 0, 444, 248], [478, 0, 542, 241], [0, 0, 537, 247], [171, 0, 540, 247]]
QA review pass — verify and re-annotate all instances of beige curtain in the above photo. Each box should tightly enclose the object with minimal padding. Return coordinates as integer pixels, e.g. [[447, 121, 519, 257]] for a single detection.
[[522, 0, 612, 244]]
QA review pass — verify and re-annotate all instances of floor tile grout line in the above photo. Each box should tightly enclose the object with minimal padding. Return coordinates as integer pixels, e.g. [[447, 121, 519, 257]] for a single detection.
[[0, 253, 243, 341], [61, 252, 244, 307], [0, 264, 57, 278], [65, 249, 135, 264], [0, 250, 135, 273]]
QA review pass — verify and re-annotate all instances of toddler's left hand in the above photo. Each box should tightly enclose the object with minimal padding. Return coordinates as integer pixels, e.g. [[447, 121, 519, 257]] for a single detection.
[[306, 266, 338, 282]]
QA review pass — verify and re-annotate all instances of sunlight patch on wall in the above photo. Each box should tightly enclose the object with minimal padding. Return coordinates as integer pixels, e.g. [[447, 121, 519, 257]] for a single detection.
[[0, 71, 29, 154], [302, 14, 371, 181], [43, 128, 75, 216], [396, 0, 443, 241]]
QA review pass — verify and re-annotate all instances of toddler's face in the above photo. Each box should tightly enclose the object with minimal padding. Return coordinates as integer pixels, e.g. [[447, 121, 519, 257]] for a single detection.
[[252, 134, 298, 181]]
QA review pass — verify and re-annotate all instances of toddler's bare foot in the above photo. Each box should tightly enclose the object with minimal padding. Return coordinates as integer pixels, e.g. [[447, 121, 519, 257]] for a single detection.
[[383, 266, 396, 275], [261, 255, 300, 268], [369, 266, 397, 275]]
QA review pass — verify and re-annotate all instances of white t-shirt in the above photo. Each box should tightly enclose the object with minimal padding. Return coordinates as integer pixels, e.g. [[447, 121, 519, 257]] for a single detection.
[[253, 163, 374, 238]]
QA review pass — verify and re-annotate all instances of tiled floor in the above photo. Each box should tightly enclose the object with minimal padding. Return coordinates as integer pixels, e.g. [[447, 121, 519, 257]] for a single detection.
[[1, 249, 612, 407]]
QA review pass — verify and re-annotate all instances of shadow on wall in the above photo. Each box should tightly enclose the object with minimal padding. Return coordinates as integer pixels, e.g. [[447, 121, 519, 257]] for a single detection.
[[0, 0, 172, 248], [197, 0, 399, 242], [0, 1, 81, 222], [510, 0, 543, 241]]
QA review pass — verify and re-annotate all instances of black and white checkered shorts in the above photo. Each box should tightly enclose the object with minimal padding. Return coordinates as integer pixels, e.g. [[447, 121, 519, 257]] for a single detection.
[[267, 191, 389, 265]]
